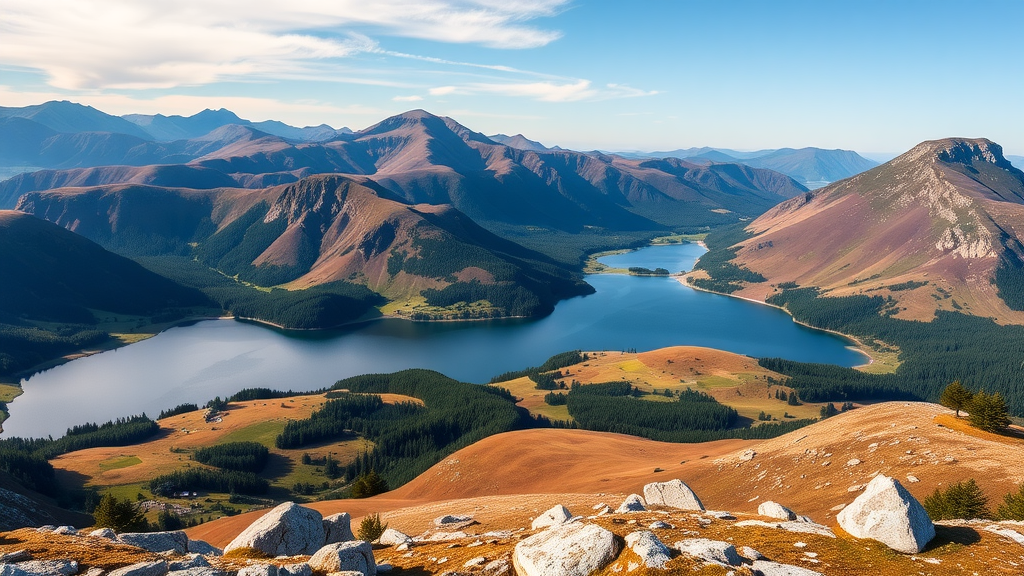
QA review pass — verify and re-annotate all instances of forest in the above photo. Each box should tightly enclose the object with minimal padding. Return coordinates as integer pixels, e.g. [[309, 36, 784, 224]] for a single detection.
[[688, 224, 765, 293]]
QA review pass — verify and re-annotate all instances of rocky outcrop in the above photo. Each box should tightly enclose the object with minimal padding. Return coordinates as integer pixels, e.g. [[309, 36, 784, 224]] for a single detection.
[[758, 501, 797, 521], [624, 531, 671, 569], [308, 541, 376, 576], [118, 531, 189, 554], [323, 513, 354, 545], [531, 505, 573, 530], [378, 528, 414, 547], [186, 540, 221, 556], [0, 560, 79, 576], [750, 560, 824, 576], [107, 561, 169, 576], [224, 502, 326, 557], [673, 538, 741, 567], [837, 475, 935, 554], [643, 479, 704, 511], [615, 494, 646, 513], [513, 523, 619, 576]]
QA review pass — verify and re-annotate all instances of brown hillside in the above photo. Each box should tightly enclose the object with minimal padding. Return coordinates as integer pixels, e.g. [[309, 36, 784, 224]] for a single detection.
[[721, 138, 1024, 323]]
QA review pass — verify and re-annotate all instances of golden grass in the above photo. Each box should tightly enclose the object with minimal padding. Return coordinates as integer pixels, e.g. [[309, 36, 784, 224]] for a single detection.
[[934, 414, 1024, 447], [0, 383, 22, 403], [97, 455, 142, 471]]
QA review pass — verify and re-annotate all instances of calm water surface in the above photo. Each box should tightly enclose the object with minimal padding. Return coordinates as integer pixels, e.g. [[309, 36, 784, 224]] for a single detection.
[[5, 243, 864, 437]]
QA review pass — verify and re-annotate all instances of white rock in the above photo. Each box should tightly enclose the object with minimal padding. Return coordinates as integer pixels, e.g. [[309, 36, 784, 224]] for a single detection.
[[434, 514, 473, 526], [119, 531, 189, 555], [323, 513, 355, 544], [674, 538, 741, 567], [169, 555, 209, 571], [308, 541, 376, 576], [740, 546, 765, 560], [615, 494, 646, 513], [88, 528, 116, 540], [225, 502, 326, 557], [0, 551, 30, 563], [758, 501, 796, 521], [278, 564, 311, 576], [52, 526, 78, 535], [733, 519, 835, 538], [236, 566, 277, 576], [463, 556, 487, 567], [837, 475, 935, 554], [906, 475, 920, 483], [532, 505, 573, 530], [378, 528, 414, 547], [513, 523, 619, 576], [750, 560, 824, 575], [847, 459, 862, 466], [107, 561, 169, 576], [0, 560, 79, 576], [186, 539, 222, 556], [739, 449, 757, 461], [166, 569, 224, 576], [624, 531, 671, 569], [648, 521, 672, 530], [643, 479, 704, 511]]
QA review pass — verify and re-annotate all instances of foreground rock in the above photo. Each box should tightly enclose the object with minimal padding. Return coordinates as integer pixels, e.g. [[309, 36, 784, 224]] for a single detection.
[[108, 561, 168, 576], [513, 523, 619, 576], [837, 475, 935, 554], [118, 531, 189, 554], [674, 538, 741, 567], [224, 502, 326, 557], [531, 505, 573, 530], [624, 531, 671, 569], [378, 528, 414, 547], [323, 513, 355, 544], [643, 479, 704, 511], [0, 560, 78, 576], [308, 541, 376, 576], [615, 494, 646, 513], [750, 560, 824, 576], [758, 501, 797, 521]]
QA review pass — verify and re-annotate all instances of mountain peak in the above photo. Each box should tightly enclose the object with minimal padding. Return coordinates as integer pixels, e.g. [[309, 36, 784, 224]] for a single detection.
[[901, 137, 1012, 168]]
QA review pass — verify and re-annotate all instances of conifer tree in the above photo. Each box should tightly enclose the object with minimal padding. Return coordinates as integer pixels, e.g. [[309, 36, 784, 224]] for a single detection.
[[92, 493, 148, 532], [940, 380, 974, 417], [969, 391, 1012, 433], [997, 484, 1024, 521]]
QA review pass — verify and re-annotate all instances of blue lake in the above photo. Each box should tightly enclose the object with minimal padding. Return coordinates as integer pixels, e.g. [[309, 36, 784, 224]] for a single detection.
[[4, 243, 865, 437]]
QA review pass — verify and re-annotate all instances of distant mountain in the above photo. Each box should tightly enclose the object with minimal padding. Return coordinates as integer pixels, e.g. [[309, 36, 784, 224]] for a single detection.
[[616, 146, 878, 188], [0, 101, 152, 139], [487, 133, 562, 152], [703, 137, 1024, 324], [122, 108, 351, 142], [1008, 155, 1024, 170], [15, 175, 592, 318], [3, 108, 808, 242]]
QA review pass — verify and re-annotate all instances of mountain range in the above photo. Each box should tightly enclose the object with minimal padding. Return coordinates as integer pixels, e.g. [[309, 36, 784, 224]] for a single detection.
[[704, 137, 1024, 324]]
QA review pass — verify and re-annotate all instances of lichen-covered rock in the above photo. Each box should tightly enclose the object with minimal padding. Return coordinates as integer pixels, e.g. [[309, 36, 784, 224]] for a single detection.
[[624, 531, 671, 569], [169, 555, 209, 571], [308, 541, 376, 576], [673, 538, 742, 567], [278, 564, 311, 576], [758, 501, 797, 521], [643, 479, 704, 511], [531, 505, 573, 530], [118, 531, 189, 554], [750, 560, 824, 575], [837, 475, 935, 554], [615, 494, 646, 513], [236, 566, 277, 576], [107, 560, 169, 576], [323, 513, 354, 544], [0, 560, 78, 576], [88, 528, 117, 540], [378, 528, 413, 547], [166, 568, 225, 576], [434, 515, 473, 526], [513, 523, 619, 576], [225, 502, 326, 557], [186, 539, 222, 556]]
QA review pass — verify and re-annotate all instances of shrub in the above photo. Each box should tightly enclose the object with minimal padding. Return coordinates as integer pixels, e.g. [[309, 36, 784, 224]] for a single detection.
[[358, 513, 387, 542], [923, 479, 991, 520], [997, 483, 1024, 521], [92, 493, 148, 532]]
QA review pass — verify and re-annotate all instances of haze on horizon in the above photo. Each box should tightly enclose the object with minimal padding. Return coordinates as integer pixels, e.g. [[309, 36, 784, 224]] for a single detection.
[[0, 0, 1021, 155]]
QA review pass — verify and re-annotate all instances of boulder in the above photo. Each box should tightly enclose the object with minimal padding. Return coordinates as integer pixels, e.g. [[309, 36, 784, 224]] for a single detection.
[[107, 561, 169, 576], [674, 539, 741, 567], [166, 569, 224, 576], [643, 479, 704, 511], [435, 515, 473, 526], [531, 505, 573, 530], [482, 559, 510, 575], [758, 501, 797, 521], [378, 528, 413, 547], [624, 531, 671, 569], [169, 556, 209, 571], [615, 494, 646, 513], [740, 546, 765, 561], [118, 531, 189, 555], [0, 561, 78, 576], [236, 566, 276, 576], [308, 541, 376, 576], [648, 521, 672, 529], [52, 526, 78, 535], [88, 528, 117, 540], [749, 560, 824, 576], [323, 513, 354, 544], [513, 523, 619, 576], [225, 502, 326, 557], [279, 564, 311, 576], [0, 551, 30, 563], [186, 539, 222, 556], [836, 475, 935, 554]]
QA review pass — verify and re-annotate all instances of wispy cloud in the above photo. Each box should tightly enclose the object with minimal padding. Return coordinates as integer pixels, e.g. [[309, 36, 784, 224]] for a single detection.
[[429, 80, 658, 103], [0, 0, 570, 90], [392, 95, 424, 102]]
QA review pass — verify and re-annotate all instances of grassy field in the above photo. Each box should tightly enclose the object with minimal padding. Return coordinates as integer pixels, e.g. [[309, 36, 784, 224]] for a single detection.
[[496, 347, 832, 425]]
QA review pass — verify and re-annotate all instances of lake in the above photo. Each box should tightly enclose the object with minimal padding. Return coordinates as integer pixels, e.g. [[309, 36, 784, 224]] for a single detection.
[[4, 243, 865, 438]]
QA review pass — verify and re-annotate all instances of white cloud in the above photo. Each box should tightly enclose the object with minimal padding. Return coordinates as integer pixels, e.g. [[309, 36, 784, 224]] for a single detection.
[[0, 0, 569, 90], [427, 80, 658, 103], [429, 86, 461, 96], [392, 95, 424, 102]]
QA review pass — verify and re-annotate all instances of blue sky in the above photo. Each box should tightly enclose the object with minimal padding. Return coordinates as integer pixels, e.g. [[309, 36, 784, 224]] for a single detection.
[[1, 0, 1021, 154]]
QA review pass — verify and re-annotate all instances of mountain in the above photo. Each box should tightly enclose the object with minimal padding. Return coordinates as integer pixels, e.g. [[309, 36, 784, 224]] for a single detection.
[[13, 174, 592, 318], [1009, 154, 1024, 170], [705, 137, 1024, 324], [122, 108, 351, 142], [0, 101, 152, 139], [487, 133, 562, 152], [616, 146, 879, 188]]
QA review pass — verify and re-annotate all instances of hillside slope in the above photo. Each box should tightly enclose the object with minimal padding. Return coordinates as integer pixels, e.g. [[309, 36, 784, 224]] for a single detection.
[[720, 138, 1024, 324]]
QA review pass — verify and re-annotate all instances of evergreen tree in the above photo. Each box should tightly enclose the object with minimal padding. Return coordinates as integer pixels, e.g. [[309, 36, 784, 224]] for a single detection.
[[351, 471, 389, 498], [923, 479, 991, 520], [92, 493, 148, 532], [819, 403, 839, 419], [968, 391, 1012, 433], [357, 512, 387, 542], [997, 484, 1024, 521], [940, 381, 974, 417]]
